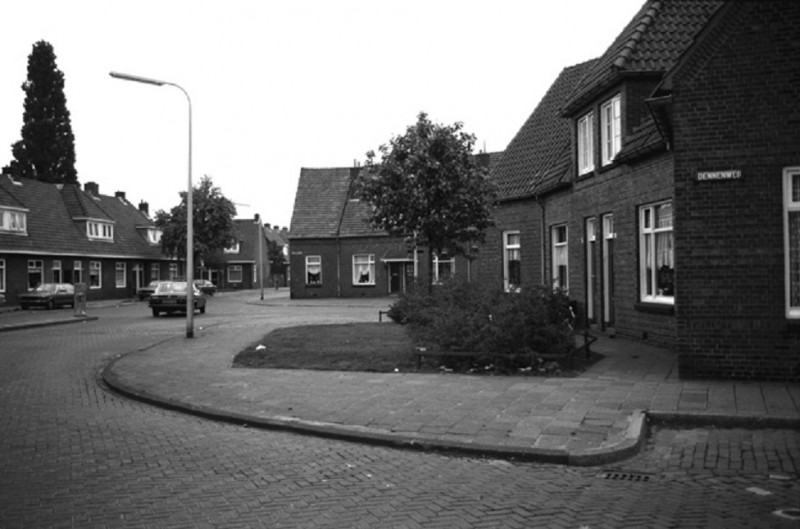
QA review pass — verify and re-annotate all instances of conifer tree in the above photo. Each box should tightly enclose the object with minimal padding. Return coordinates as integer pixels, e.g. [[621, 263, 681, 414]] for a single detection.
[[3, 40, 78, 183]]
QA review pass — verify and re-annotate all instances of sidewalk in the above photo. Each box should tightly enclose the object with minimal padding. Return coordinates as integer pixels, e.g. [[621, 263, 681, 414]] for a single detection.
[[5, 295, 800, 465]]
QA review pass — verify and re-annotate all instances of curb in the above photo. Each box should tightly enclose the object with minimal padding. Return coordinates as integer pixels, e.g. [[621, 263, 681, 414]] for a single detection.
[[0, 315, 98, 333]]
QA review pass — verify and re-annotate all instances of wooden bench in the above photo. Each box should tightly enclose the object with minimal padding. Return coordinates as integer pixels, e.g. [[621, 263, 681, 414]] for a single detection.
[[378, 309, 391, 322]]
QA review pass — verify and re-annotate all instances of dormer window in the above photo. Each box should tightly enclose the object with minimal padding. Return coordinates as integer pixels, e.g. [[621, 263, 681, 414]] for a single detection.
[[87, 220, 114, 241], [146, 228, 162, 244], [577, 111, 595, 175], [0, 208, 28, 234], [601, 94, 622, 166], [224, 242, 241, 254]]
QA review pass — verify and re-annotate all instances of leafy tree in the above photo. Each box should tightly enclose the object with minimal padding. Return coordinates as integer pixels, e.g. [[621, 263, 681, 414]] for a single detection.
[[3, 41, 78, 183], [357, 112, 496, 289], [154, 175, 238, 269]]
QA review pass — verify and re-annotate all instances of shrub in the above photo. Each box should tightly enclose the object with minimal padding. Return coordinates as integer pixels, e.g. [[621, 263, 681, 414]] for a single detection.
[[389, 280, 575, 370]]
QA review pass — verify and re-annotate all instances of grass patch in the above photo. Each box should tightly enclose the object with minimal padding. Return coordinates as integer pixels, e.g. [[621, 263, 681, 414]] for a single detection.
[[233, 322, 419, 372]]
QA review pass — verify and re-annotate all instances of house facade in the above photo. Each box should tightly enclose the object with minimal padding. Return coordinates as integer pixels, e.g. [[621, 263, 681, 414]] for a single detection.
[[0, 177, 175, 305], [200, 218, 273, 291], [477, 0, 799, 381], [289, 167, 480, 299]]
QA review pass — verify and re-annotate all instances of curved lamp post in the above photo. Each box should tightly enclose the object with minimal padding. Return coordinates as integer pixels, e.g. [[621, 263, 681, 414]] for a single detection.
[[110, 71, 195, 338]]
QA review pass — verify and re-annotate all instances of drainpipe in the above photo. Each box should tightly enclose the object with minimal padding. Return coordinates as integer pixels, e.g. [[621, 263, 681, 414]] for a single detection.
[[535, 194, 547, 284]]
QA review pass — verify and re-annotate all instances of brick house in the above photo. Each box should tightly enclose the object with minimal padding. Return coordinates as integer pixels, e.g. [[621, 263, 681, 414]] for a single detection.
[[477, 0, 799, 380], [289, 166, 487, 299], [201, 218, 272, 291], [0, 177, 175, 305]]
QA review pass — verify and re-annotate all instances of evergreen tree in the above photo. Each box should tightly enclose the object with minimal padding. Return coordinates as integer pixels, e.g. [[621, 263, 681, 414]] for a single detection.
[[3, 40, 78, 183]]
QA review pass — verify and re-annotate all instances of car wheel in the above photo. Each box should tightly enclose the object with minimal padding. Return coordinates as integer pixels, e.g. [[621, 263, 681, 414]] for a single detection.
[[152, 309, 159, 317], [46, 300, 55, 310]]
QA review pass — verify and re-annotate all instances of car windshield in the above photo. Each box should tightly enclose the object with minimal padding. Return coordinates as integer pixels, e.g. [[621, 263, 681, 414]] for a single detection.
[[148, 281, 160, 287], [32, 284, 57, 293], [155, 282, 188, 294]]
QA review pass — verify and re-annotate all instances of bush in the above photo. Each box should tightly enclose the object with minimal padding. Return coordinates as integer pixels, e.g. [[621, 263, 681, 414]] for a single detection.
[[389, 280, 575, 370]]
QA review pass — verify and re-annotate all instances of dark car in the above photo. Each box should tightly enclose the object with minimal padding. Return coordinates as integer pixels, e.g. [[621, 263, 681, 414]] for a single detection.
[[193, 279, 217, 296], [19, 283, 75, 310], [149, 281, 206, 317], [137, 280, 162, 300]]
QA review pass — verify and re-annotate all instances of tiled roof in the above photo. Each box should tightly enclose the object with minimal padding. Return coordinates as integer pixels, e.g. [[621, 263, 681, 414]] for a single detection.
[[491, 60, 597, 201], [226, 219, 261, 262], [562, 0, 723, 116], [0, 176, 163, 259], [290, 167, 357, 239]]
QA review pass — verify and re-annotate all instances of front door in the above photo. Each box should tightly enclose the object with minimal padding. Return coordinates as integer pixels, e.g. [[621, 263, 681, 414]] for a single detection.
[[602, 214, 615, 328]]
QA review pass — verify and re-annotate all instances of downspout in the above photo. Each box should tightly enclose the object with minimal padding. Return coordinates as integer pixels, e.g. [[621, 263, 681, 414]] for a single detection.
[[535, 194, 547, 285]]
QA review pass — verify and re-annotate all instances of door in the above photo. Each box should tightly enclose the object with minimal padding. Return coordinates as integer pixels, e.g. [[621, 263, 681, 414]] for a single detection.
[[586, 218, 597, 324], [389, 262, 403, 294], [602, 214, 615, 328]]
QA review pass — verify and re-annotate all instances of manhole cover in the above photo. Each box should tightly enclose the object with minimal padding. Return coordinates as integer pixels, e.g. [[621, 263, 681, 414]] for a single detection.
[[598, 470, 654, 482]]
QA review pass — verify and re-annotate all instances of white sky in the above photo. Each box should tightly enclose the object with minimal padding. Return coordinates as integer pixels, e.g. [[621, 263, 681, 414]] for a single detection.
[[1, 0, 643, 229]]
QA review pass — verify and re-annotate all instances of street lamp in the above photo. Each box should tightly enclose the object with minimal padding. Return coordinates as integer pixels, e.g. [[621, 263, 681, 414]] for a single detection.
[[255, 214, 264, 300], [109, 71, 195, 338]]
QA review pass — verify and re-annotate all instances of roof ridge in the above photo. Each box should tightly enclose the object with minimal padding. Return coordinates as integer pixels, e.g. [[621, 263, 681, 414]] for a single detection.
[[613, 0, 662, 70]]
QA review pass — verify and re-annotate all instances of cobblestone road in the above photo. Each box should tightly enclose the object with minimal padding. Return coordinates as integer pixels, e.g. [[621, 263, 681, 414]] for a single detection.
[[1, 293, 798, 528]]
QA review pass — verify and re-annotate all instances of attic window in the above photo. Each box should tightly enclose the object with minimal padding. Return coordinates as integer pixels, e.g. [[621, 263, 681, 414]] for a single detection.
[[87, 221, 114, 241], [147, 228, 162, 244], [601, 94, 622, 166], [224, 242, 241, 254], [0, 208, 27, 234]]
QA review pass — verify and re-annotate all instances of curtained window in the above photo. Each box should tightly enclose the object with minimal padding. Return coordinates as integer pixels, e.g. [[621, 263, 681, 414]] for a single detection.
[[306, 256, 322, 285], [640, 201, 674, 303], [785, 168, 800, 318], [352, 254, 375, 285], [503, 231, 521, 292], [552, 225, 569, 292]]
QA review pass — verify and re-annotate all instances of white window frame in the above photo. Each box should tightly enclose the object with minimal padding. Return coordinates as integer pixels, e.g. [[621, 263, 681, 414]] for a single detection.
[[577, 111, 595, 175], [503, 231, 521, 292], [552, 225, 569, 292], [89, 261, 102, 289], [52, 260, 62, 283], [0, 208, 28, 234], [639, 201, 674, 304], [0, 259, 5, 292], [115, 262, 126, 288], [306, 255, 322, 285], [169, 263, 179, 280], [74, 261, 83, 284], [432, 253, 455, 284], [784, 167, 800, 318], [352, 254, 376, 285], [601, 94, 622, 166], [147, 228, 162, 244], [224, 242, 241, 254], [151, 263, 160, 281], [87, 221, 114, 241], [228, 265, 243, 283]]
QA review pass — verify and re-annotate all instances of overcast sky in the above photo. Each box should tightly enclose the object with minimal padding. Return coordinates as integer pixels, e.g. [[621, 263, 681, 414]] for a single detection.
[[1, 0, 643, 228]]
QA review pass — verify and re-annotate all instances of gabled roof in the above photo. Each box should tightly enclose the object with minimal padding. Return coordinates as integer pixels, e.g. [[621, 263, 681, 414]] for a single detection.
[[225, 219, 262, 262], [491, 59, 596, 201], [562, 0, 723, 116], [0, 176, 164, 259], [290, 167, 358, 239]]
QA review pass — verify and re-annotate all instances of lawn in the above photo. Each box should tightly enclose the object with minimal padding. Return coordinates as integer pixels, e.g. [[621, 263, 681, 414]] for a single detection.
[[233, 322, 419, 372]]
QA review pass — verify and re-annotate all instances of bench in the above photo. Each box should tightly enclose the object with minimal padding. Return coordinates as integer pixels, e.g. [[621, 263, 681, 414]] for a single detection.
[[378, 309, 391, 322]]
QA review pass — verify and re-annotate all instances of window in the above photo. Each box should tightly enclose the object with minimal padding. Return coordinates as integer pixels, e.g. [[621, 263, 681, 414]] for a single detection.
[[169, 263, 179, 280], [503, 231, 521, 291], [306, 256, 322, 285], [228, 265, 243, 283], [87, 221, 114, 241], [147, 228, 162, 244], [53, 260, 62, 283], [0, 208, 27, 233], [352, 254, 375, 285], [28, 259, 43, 289], [224, 242, 241, 254], [89, 261, 101, 289], [432, 254, 454, 284], [151, 263, 160, 281], [552, 225, 568, 291], [0, 259, 5, 292], [115, 262, 126, 288], [640, 201, 674, 303], [74, 261, 83, 284], [577, 111, 595, 175], [586, 218, 597, 321], [601, 94, 622, 166], [784, 167, 800, 318]]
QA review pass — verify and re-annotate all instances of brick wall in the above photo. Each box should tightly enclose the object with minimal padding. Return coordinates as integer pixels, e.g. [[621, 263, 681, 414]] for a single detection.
[[672, 2, 800, 380]]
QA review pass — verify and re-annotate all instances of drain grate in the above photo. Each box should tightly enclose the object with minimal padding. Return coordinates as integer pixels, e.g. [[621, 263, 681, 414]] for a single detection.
[[598, 470, 654, 482]]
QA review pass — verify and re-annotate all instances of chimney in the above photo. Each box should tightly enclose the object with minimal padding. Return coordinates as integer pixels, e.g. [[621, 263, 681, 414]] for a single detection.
[[84, 181, 99, 195], [264, 223, 271, 230], [138, 201, 149, 216], [115, 191, 126, 201]]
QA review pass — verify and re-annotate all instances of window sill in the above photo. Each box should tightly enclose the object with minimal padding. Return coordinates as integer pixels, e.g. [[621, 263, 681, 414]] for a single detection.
[[634, 301, 674, 316]]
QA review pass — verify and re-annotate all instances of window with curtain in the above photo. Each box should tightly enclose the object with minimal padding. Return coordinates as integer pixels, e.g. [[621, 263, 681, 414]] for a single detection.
[[52, 260, 62, 283], [228, 265, 243, 283], [352, 254, 375, 285], [552, 225, 568, 291], [115, 262, 126, 288], [503, 231, 521, 292], [306, 255, 322, 285], [640, 201, 674, 303], [601, 94, 621, 166], [151, 263, 160, 281], [89, 261, 101, 289], [577, 112, 595, 176], [785, 167, 800, 318]]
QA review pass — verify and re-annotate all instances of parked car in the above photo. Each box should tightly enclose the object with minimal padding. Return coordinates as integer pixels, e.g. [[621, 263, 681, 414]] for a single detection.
[[19, 283, 75, 310], [194, 279, 217, 296], [137, 280, 162, 300], [149, 281, 206, 317]]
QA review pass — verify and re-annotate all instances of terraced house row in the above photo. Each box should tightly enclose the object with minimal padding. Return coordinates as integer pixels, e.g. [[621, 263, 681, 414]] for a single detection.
[[290, 0, 799, 381]]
